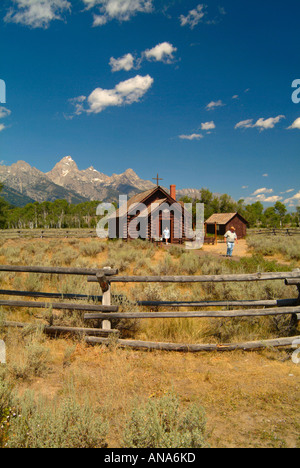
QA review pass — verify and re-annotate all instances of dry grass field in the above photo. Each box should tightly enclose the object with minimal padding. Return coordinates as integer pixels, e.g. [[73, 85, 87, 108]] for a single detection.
[[0, 236, 299, 448]]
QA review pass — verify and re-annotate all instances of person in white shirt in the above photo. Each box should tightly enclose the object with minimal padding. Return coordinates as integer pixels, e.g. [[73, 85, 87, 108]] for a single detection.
[[224, 226, 238, 257], [163, 227, 170, 245]]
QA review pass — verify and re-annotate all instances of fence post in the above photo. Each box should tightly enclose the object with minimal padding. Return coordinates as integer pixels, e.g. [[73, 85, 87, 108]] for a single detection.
[[0, 340, 6, 364], [101, 267, 112, 331], [290, 269, 300, 324], [215, 222, 218, 245]]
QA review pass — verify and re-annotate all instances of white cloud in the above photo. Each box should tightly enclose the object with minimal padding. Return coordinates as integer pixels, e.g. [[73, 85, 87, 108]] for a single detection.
[[235, 115, 285, 131], [262, 173, 268, 177], [92, 13, 108, 25], [0, 124, 6, 132], [179, 133, 203, 140], [284, 191, 300, 205], [255, 115, 285, 130], [83, 0, 153, 26], [243, 187, 285, 204], [70, 75, 154, 115], [206, 100, 225, 111], [280, 189, 295, 195], [114, 75, 153, 103], [109, 53, 135, 72], [88, 88, 122, 112], [68, 96, 86, 116], [109, 42, 178, 72], [263, 195, 283, 203], [179, 122, 215, 141], [235, 119, 253, 129], [201, 121, 215, 131], [232, 95, 239, 100], [244, 193, 283, 204], [252, 188, 273, 196], [180, 4, 226, 28], [144, 42, 177, 63], [82, 0, 99, 8], [180, 4, 206, 29], [4, 0, 71, 28], [287, 117, 300, 130], [0, 107, 11, 119]]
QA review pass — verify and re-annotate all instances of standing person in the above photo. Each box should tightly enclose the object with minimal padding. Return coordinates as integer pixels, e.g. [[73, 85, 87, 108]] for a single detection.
[[224, 226, 238, 257], [163, 227, 170, 245]]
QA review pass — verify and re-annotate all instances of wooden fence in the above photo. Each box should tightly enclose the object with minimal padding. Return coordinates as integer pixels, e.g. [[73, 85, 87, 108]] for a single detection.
[[0, 229, 99, 239], [2, 227, 300, 241], [249, 228, 300, 237], [0, 265, 300, 352]]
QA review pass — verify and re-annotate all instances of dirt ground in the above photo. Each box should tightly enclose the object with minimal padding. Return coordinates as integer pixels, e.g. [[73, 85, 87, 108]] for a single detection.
[[1, 236, 299, 448], [191, 239, 293, 266], [201, 239, 250, 258], [10, 339, 300, 448]]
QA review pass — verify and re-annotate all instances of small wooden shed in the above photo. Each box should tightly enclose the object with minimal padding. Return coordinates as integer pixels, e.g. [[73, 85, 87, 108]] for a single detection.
[[205, 212, 248, 239]]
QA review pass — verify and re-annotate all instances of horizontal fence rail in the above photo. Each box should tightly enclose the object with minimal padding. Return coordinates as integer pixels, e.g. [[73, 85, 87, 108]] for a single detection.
[[4, 321, 120, 337], [0, 229, 99, 239], [0, 299, 118, 313], [249, 228, 300, 236], [0, 289, 103, 301], [0, 289, 297, 309], [84, 335, 300, 352], [84, 305, 300, 321], [0, 264, 299, 352], [0, 265, 118, 276], [88, 271, 300, 283]]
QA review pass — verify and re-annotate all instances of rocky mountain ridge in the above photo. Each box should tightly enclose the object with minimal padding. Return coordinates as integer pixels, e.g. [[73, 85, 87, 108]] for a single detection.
[[0, 156, 202, 206]]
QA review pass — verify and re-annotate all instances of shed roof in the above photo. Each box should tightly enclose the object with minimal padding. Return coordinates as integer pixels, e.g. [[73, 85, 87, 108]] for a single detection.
[[205, 213, 238, 225]]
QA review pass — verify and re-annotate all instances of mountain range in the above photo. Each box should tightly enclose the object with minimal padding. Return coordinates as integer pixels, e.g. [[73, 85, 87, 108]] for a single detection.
[[0, 157, 202, 207]]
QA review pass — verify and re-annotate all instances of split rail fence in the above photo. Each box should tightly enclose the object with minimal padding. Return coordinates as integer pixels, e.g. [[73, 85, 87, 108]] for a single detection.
[[0, 264, 300, 352], [0, 229, 99, 240], [249, 228, 300, 237]]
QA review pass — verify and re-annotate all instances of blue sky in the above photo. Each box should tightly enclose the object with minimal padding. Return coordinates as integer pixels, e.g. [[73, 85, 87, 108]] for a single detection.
[[0, 0, 300, 208]]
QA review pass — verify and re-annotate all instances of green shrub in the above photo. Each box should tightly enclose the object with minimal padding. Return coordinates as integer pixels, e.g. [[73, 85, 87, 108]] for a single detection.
[[23, 274, 43, 292], [153, 254, 177, 276], [8, 328, 51, 381], [248, 236, 300, 262], [169, 245, 185, 258], [122, 393, 209, 449], [180, 253, 200, 275], [0, 377, 14, 447], [80, 242, 105, 257], [5, 392, 108, 448]]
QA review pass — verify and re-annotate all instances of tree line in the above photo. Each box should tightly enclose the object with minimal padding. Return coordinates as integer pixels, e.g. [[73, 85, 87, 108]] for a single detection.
[[0, 195, 105, 230], [0, 185, 299, 230], [179, 189, 300, 229]]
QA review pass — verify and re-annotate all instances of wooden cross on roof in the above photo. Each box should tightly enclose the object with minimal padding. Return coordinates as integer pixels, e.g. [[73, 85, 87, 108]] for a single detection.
[[153, 173, 163, 186]]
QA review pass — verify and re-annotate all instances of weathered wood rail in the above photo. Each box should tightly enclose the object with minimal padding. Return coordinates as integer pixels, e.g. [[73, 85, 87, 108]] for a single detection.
[[87, 270, 300, 283], [249, 228, 300, 236], [0, 229, 99, 239], [0, 264, 299, 352], [0, 265, 118, 276]]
